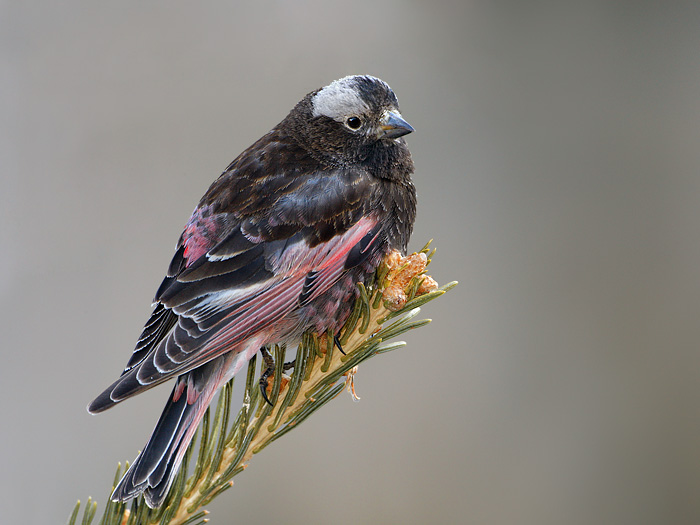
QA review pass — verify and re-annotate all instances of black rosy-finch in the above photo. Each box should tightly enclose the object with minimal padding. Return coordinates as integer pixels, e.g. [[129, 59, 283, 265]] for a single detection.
[[88, 75, 417, 508]]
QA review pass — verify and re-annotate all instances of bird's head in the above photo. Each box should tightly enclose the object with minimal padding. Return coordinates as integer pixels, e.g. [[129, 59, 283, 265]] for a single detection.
[[287, 75, 414, 169]]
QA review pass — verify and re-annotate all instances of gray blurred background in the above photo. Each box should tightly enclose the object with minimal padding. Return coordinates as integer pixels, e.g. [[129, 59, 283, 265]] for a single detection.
[[2, 2, 700, 524]]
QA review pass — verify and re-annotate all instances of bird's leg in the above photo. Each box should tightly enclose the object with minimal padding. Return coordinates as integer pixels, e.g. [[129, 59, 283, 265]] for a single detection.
[[259, 346, 299, 407], [259, 346, 275, 406]]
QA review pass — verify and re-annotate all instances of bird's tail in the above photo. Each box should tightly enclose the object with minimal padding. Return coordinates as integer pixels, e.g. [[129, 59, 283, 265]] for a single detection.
[[111, 356, 227, 508]]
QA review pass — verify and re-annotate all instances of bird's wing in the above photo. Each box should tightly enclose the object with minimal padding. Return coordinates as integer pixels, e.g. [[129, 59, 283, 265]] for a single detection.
[[89, 137, 385, 413]]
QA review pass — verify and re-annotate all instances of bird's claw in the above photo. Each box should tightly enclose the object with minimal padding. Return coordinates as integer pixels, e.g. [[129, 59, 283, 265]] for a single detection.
[[259, 347, 275, 406], [258, 347, 297, 406], [334, 334, 346, 355]]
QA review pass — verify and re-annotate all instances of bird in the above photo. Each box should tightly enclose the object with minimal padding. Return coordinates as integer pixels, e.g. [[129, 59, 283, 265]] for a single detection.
[[88, 74, 417, 508]]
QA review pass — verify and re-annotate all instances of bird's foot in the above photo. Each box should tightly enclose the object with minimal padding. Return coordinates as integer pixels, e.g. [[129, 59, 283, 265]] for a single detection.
[[259, 347, 275, 406], [258, 347, 297, 406]]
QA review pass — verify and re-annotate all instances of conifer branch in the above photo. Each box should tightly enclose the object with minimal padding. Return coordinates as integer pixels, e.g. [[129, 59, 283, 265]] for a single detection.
[[69, 242, 457, 525]]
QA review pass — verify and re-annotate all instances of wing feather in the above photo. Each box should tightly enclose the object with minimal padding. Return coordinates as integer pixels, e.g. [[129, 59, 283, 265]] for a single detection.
[[88, 132, 388, 414]]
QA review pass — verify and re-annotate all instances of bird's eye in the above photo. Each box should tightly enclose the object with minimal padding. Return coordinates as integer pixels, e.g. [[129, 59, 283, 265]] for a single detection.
[[345, 116, 362, 130]]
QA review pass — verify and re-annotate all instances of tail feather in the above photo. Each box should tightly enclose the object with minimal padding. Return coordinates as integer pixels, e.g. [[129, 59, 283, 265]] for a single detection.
[[111, 357, 225, 508], [131, 389, 188, 487]]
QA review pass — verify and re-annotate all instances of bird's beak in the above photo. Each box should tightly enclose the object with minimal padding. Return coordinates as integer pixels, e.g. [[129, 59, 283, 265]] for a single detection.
[[379, 110, 414, 139]]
